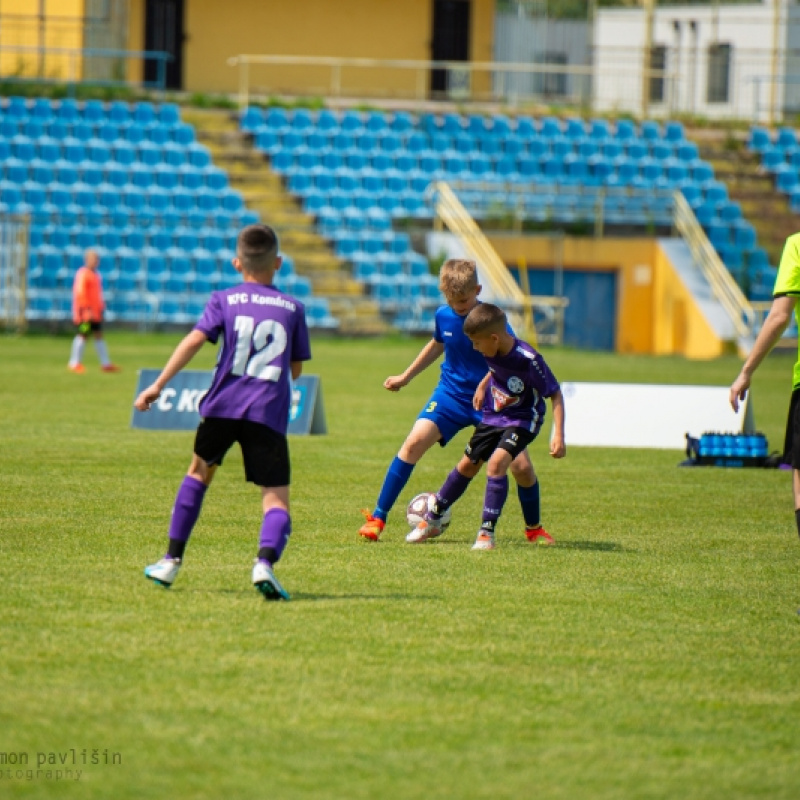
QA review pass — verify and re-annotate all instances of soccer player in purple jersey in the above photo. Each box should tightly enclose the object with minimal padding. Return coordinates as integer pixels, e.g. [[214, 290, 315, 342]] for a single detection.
[[409, 302, 566, 550], [135, 224, 311, 600]]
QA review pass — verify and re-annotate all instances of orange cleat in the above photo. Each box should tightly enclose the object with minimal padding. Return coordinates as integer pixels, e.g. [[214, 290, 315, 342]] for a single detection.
[[358, 510, 385, 541], [525, 525, 554, 545], [68, 363, 85, 374], [101, 364, 121, 373]]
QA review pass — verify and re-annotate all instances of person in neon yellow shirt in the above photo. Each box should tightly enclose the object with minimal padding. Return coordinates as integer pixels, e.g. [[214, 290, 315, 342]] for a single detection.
[[68, 249, 120, 374], [730, 232, 800, 536]]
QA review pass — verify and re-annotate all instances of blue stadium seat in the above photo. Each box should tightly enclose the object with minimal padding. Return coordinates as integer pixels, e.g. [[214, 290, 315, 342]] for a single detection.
[[56, 99, 80, 123], [748, 126, 771, 152], [777, 127, 797, 150], [133, 102, 156, 125], [108, 101, 131, 124], [316, 109, 339, 131]]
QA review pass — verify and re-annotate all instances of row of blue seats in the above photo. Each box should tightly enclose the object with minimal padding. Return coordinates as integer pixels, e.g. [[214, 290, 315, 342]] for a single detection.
[[0, 119, 194, 144], [0, 138, 212, 168], [3, 201, 258, 230], [242, 106, 686, 143], [363, 274, 443, 309], [1, 183, 244, 214], [30, 225, 254, 259], [99, 271, 314, 298], [1, 97, 182, 125], [4, 161, 227, 189], [255, 128, 699, 163], [280, 159, 709, 196], [352, 254, 437, 281], [273, 150, 711, 185], [26, 288, 340, 328], [748, 126, 799, 153], [331, 230, 416, 259]]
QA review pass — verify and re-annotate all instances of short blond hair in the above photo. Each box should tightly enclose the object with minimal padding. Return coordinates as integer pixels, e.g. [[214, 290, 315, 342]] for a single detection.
[[439, 258, 478, 298]]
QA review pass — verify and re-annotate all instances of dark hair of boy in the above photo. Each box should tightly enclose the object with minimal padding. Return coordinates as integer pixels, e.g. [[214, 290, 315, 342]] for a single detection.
[[463, 302, 507, 337], [237, 224, 279, 272]]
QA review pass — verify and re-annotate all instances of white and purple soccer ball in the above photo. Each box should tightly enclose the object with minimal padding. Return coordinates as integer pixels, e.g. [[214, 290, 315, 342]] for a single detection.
[[406, 492, 452, 530]]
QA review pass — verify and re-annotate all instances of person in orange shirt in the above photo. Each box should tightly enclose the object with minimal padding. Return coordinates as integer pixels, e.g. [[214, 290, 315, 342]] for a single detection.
[[68, 249, 120, 374]]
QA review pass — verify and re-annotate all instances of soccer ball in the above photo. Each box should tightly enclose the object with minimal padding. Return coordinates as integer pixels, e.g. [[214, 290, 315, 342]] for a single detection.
[[406, 492, 452, 530]]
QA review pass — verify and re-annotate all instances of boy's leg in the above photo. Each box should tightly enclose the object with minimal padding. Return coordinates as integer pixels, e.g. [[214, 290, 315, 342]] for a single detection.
[[93, 331, 120, 371], [472, 444, 516, 550], [359, 418, 442, 540], [68, 334, 86, 371], [254, 488, 292, 601], [146, 419, 233, 588], [407, 457, 478, 543], [145, 455, 214, 587], [510, 451, 553, 544]]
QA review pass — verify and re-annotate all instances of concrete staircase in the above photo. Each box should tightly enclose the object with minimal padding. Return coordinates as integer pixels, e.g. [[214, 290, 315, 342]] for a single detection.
[[180, 107, 389, 334], [691, 127, 796, 266]]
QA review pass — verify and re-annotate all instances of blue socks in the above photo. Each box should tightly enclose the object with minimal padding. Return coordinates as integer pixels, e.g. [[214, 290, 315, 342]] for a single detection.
[[517, 481, 541, 529], [374, 456, 415, 520]]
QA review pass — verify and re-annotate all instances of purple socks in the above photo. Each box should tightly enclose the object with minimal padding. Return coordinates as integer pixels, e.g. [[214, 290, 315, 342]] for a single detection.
[[258, 507, 291, 565], [431, 468, 473, 518], [167, 475, 208, 559], [482, 476, 509, 532]]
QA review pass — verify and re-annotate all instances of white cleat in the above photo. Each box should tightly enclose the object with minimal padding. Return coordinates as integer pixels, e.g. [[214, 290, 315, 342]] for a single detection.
[[252, 560, 290, 601], [144, 557, 181, 587], [471, 531, 496, 550], [406, 518, 444, 544]]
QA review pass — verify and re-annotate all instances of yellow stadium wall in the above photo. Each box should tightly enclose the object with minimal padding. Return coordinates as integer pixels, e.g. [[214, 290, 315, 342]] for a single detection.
[[126, 0, 495, 96], [0, 0, 85, 81], [489, 236, 729, 359]]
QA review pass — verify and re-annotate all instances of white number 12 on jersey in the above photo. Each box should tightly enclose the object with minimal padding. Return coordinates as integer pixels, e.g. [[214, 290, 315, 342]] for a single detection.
[[231, 316, 287, 381]]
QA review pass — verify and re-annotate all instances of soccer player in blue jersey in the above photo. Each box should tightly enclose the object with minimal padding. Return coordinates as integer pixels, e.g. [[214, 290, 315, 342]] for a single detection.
[[359, 259, 551, 544], [409, 302, 565, 550], [135, 224, 311, 600]]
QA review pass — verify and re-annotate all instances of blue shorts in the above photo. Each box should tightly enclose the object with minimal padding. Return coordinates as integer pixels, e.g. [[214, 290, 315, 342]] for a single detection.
[[417, 387, 481, 446]]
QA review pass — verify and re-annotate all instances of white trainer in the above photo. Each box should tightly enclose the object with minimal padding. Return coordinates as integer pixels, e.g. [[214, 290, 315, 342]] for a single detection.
[[471, 530, 496, 550], [406, 518, 444, 544], [144, 557, 181, 587], [252, 560, 290, 601]]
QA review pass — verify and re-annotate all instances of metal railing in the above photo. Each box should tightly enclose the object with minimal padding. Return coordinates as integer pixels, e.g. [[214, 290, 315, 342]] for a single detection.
[[672, 190, 755, 345], [0, 213, 30, 332], [0, 45, 172, 91], [227, 53, 609, 110], [426, 180, 568, 346]]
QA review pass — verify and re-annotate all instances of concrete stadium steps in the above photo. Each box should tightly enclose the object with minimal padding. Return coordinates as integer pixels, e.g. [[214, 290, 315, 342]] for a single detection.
[[694, 127, 795, 265], [184, 106, 388, 334]]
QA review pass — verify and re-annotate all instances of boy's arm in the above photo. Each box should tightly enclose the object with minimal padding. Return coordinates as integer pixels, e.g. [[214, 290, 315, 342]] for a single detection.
[[134, 329, 208, 411], [473, 371, 491, 411], [548, 389, 566, 458], [384, 338, 445, 391], [290, 360, 303, 380]]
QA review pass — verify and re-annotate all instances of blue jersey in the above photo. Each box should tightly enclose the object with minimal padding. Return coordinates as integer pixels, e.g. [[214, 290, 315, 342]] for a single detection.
[[434, 304, 495, 406]]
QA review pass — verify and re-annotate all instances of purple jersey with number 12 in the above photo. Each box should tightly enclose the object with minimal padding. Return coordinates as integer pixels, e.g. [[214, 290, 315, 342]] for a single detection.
[[194, 283, 312, 434]]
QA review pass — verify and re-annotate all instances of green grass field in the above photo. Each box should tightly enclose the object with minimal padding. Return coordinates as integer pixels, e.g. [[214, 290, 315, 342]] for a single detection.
[[1, 332, 799, 799]]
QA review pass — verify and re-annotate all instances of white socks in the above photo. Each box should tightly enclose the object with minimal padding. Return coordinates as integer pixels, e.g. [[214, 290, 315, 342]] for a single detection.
[[69, 336, 85, 367]]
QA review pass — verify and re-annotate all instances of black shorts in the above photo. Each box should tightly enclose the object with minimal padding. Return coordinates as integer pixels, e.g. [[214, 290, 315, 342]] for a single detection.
[[783, 388, 800, 468], [464, 423, 536, 464], [76, 321, 102, 334], [194, 417, 290, 487]]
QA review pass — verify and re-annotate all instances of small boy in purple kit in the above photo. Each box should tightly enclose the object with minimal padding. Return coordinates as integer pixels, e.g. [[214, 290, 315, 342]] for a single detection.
[[409, 302, 566, 550], [135, 224, 311, 600]]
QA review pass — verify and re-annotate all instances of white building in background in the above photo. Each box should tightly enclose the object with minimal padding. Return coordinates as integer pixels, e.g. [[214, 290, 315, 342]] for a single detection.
[[594, 0, 799, 123]]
